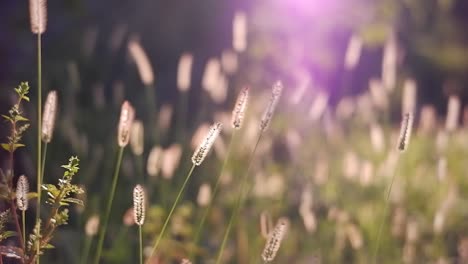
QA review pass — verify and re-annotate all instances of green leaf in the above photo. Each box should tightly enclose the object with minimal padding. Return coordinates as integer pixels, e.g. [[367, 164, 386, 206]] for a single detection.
[[0, 144, 12, 152], [22, 95, 30, 102], [12, 144, 25, 151], [43, 243, 55, 249], [2, 231, 17, 239], [14, 115, 28, 122], [63, 198, 84, 206], [1, 115, 12, 122]]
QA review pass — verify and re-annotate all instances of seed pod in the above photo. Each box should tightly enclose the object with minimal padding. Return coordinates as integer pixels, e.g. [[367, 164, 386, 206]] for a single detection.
[[232, 86, 249, 129], [133, 184, 145, 226], [16, 175, 29, 211], [117, 101, 135, 147], [192, 122, 223, 166], [260, 81, 283, 131], [42, 90, 58, 143]]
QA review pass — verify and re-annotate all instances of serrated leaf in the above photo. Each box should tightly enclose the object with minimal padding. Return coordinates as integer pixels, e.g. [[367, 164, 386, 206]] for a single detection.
[[62, 198, 84, 206], [23, 96, 30, 102]]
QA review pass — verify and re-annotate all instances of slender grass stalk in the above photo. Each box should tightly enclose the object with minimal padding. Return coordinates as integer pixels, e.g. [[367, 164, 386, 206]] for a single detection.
[[190, 131, 237, 259], [22, 210, 26, 249], [139, 225, 143, 264], [94, 147, 125, 264], [372, 155, 401, 263], [215, 133, 263, 264], [146, 164, 196, 262], [36, 32, 42, 264], [80, 236, 92, 264], [40, 143, 47, 183]]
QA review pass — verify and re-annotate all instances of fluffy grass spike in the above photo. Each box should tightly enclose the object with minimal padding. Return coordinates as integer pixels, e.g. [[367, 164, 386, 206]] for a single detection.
[[261, 218, 288, 263], [232, 86, 249, 129], [118, 101, 136, 147], [41, 90, 57, 143], [397, 113, 413, 152], [29, 0, 47, 34], [133, 184, 146, 226], [192, 122, 223, 166], [260, 81, 283, 131]]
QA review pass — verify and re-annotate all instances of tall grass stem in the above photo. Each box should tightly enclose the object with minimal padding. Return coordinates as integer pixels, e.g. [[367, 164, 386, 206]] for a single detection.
[[139, 225, 143, 264], [373, 155, 401, 263], [94, 146, 125, 264], [190, 131, 236, 259], [35, 32, 42, 264], [215, 133, 263, 264], [146, 164, 196, 262]]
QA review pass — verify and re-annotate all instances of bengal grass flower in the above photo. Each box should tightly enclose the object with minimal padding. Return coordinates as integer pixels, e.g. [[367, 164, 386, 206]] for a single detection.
[[192, 122, 223, 166], [85, 215, 100, 237], [130, 120, 144, 156], [232, 86, 249, 129], [118, 101, 135, 147], [134, 184, 146, 264], [29, 0, 47, 34], [16, 175, 28, 249], [147, 146, 163, 177], [41, 90, 57, 143], [133, 185, 146, 226], [128, 40, 154, 86], [260, 81, 283, 131], [196, 183, 211, 207], [177, 53, 193, 92], [94, 100, 134, 264], [262, 218, 288, 263], [397, 113, 414, 152], [232, 11, 247, 53], [344, 34, 362, 70], [16, 175, 29, 211]]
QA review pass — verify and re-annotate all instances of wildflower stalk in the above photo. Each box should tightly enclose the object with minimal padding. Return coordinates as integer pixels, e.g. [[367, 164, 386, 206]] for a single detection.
[[190, 131, 237, 258], [80, 236, 92, 264], [139, 225, 143, 264], [215, 133, 263, 264], [372, 155, 401, 263], [22, 210, 26, 248], [146, 164, 196, 261], [373, 113, 413, 263], [35, 32, 42, 264], [40, 143, 47, 184], [93, 147, 125, 264]]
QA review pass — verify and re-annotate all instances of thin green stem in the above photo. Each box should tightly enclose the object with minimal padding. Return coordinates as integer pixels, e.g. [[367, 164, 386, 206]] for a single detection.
[[373, 154, 401, 263], [94, 147, 125, 264], [215, 133, 263, 264], [36, 32, 42, 264], [139, 225, 143, 264], [80, 236, 92, 264], [22, 210, 26, 249], [40, 143, 47, 185], [190, 131, 236, 259], [146, 164, 196, 262]]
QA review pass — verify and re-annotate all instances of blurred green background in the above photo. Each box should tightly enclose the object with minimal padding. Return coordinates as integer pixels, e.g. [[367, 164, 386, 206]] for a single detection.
[[1, 0, 468, 263]]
